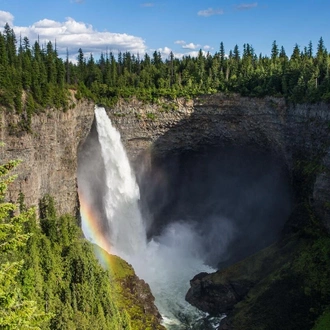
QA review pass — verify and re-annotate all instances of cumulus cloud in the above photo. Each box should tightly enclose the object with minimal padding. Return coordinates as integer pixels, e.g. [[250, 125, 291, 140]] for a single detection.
[[182, 42, 200, 50], [156, 46, 172, 58], [197, 8, 224, 17], [11, 15, 146, 58], [235, 2, 258, 10], [0, 10, 14, 27], [175, 40, 202, 50], [0, 10, 214, 63], [203, 45, 213, 51], [141, 2, 154, 7]]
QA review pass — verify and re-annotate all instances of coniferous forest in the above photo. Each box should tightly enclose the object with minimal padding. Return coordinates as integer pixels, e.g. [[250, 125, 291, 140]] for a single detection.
[[0, 22, 330, 125], [0, 159, 164, 329]]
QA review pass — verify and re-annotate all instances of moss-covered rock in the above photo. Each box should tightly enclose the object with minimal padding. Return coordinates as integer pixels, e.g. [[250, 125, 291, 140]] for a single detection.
[[187, 209, 330, 330], [94, 246, 165, 330]]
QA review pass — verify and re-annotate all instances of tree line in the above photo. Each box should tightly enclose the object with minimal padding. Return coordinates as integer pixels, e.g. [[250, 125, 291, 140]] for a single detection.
[[1, 23, 330, 120]]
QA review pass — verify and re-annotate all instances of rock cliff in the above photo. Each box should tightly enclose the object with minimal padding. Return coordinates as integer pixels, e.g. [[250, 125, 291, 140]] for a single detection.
[[108, 94, 330, 231], [2, 93, 330, 231], [0, 99, 95, 215]]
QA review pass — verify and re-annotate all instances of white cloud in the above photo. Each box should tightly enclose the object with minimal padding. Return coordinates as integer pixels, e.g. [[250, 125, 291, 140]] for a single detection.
[[235, 3, 258, 10], [156, 46, 172, 58], [175, 40, 203, 50], [174, 40, 186, 45], [0, 10, 14, 27], [197, 8, 224, 17], [182, 42, 200, 50], [203, 45, 213, 50], [182, 50, 208, 58], [2, 13, 146, 60], [1, 10, 214, 63]]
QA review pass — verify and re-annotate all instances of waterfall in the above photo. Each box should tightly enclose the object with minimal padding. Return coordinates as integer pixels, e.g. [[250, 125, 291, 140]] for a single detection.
[[86, 106, 217, 329], [94, 107, 146, 257]]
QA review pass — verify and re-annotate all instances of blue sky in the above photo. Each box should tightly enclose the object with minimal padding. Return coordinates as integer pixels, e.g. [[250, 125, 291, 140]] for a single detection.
[[0, 0, 329, 61]]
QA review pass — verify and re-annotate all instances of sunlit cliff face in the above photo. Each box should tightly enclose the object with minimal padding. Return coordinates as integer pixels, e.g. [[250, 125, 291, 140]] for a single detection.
[[136, 145, 292, 268]]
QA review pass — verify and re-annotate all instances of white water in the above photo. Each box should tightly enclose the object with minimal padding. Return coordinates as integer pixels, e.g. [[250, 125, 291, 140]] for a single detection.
[[94, 107, 146, 256], [93, 106, 215, 328]]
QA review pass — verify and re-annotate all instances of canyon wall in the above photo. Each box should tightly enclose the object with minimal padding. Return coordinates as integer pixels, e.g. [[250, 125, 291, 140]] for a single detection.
[[109, 94, 330, 231], [0, 99, 95, 215], [1, 93, 330, 230]]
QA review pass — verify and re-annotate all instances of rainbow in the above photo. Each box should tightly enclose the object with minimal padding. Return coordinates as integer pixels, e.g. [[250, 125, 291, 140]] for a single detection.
[[78, 189, 113, 270]]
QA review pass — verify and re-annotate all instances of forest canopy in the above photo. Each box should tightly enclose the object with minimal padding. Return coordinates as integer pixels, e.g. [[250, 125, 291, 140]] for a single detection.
[[0, 23, 330, 121]]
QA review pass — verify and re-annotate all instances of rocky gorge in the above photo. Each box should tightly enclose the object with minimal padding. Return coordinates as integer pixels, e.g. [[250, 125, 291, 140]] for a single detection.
[[1, 92, 330, 329]]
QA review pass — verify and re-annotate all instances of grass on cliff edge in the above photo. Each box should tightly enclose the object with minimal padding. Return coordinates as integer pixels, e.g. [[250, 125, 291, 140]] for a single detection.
[[93, 245, 165, 330]]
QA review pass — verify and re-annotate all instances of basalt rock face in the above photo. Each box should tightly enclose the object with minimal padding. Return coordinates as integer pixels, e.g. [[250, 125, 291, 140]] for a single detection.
[[185, 234, 303, 323], [2, 93, 330, 231], [185, 272, 253, 315], [108, 94, 330, 232], [0, 99, 95, 216]]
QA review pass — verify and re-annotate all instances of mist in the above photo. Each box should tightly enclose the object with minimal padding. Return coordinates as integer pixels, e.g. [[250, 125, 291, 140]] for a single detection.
[[77, 118, 110, 241], [135, 146, 292, 267], [77, 107, 292, 328]]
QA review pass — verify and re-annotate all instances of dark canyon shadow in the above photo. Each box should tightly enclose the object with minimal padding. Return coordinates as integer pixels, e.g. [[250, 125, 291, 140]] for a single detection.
[[134, 113, 293, 269]]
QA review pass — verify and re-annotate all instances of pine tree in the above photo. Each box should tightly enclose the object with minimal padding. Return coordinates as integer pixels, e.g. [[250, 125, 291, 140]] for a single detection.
[[77, 48, 85, 82], [271, 40, 279, 63], [0, 32, 8, 67], [233, 44, 240, 61], [46, 41, 56, 84], [317, 37, 326, 59], [308, 41, 313, 58], [3, 23, 17, 66], [291, 44, 301, 62], [0, 151, 50, 329]]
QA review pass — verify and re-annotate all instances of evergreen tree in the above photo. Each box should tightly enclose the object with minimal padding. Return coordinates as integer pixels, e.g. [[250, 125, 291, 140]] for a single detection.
[[291, 44, 301, 63], [271, 40, 279, 63], [0, 153, 50, 329], [0, 32, 8, 66], [3, 23, 16, 66], [77, 48, 85, 82], [233, 44, 240, 61], [308, 41, 313, 58], [317, 37, 326, 59], [1, 23, 330, 113]]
